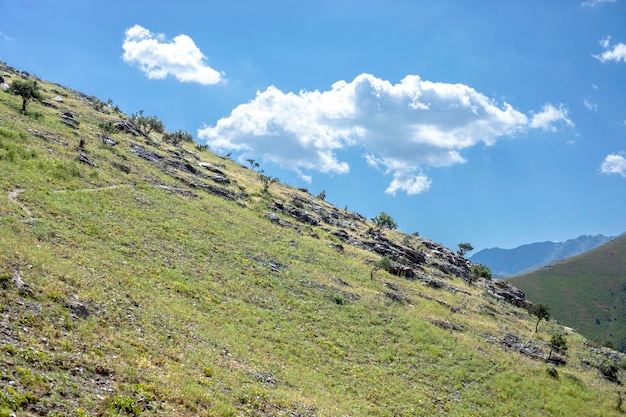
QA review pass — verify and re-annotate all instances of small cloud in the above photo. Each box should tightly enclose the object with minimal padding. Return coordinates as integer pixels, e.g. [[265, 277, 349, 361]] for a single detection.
[[583, 99, 598, 111], [199, 74, 573, 195], [581, 0, 616, 6], [594, 36, 626, 64], [529, 104, 574, 131], [0, 30, 13, 41], [600, 153, 626, 177], [385, 173, 432, 196], [122, 24, 224, 85], [592, 83, 599, 90]]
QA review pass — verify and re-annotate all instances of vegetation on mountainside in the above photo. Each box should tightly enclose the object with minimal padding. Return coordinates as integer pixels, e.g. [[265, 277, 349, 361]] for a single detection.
[[8, 79, 43, 112], [509, 235, 626, 351], [529, 303, 551, 333], [371, 211, 398, 232], [457, 242, 473, 257], [1, 62, 625, 416]]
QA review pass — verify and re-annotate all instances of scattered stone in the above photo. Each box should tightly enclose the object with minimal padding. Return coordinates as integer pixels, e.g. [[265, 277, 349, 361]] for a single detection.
[[101, 136, 118, 146], [114, 119, 139, 135], [253, 372, 276, 385], [77, 152, 96, 166], [384, 291, 410, 303], [69, 301, 90, 319], [60, 112, 80, 128], [111, 162, 131, 174], [53, 95, 64, 102], [429, 319, 463, 331], [266, 212, 280, 224], [10, 267, 33, 297], [130, 143, 164, 163], [423, 278, 446, 289], [198, 161, 226, 176], [210, 175, 230, 184]]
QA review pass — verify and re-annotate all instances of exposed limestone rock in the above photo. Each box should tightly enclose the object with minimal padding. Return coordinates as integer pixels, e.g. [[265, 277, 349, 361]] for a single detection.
[[77, 152, 96, 166], [486, 280, 528, 308], [114, 119, 140, 135]]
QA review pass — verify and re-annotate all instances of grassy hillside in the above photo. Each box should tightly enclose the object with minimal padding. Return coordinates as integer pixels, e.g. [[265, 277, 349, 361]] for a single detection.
[[508, 235, 626, 352], [1, 62, 626, 416]]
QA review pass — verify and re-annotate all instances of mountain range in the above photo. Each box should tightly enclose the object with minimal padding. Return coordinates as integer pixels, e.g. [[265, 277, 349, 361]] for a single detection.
[[1, 62, 625, 416], [470, 234, 616, 278], [508, 234, 626, 352]]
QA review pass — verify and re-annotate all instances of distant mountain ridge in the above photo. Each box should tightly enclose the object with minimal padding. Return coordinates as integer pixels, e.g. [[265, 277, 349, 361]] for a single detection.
[[507, 234, 626, 351], [470, 234, 616, 277]]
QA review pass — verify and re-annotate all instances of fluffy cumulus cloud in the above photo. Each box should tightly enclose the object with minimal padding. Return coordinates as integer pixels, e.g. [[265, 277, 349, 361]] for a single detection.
[[600, 154, 626, 177], [581, 0, 616, 6], [199, 74, 573, 195], [529, 104, 574, 131], [122, 25, 224, 85], [594, 37, 626, 64]]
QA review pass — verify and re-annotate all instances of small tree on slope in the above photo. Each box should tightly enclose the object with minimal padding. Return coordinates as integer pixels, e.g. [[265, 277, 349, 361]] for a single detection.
[[9, 79, 43, 112], [529, 303, 551, 333]]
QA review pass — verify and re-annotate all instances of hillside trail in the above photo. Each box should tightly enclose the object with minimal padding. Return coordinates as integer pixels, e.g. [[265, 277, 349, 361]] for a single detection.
[[51, 183, 133, 193], [7, 187, 33, 221], [6, 184, 134, 221]]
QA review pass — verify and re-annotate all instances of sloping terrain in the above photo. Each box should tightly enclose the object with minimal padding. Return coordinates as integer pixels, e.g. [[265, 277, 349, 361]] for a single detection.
[[1, 62, 626, 416], [471, 234, 616, 278], [508, 235, 626, 352]]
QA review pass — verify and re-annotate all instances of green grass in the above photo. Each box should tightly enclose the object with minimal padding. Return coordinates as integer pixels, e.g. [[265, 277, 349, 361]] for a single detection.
[[509, 235, 626, 350], [1, 62, 625, 416]]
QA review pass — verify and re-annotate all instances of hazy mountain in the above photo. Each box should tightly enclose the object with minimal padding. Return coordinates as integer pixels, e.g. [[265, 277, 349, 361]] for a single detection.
[[508, 235, 626, 352], [470, 234, 616, 277]]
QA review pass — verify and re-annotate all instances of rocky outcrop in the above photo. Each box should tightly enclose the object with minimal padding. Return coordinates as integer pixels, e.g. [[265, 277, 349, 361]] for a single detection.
[[485, 280, 528, 308], [129, 143, 244, 201]]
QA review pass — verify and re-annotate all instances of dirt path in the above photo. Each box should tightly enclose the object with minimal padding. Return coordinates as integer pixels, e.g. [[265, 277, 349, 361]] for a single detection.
[[7, 188, 33, 220], [51, 184, 133, 193], [7, 184, 136, 222]]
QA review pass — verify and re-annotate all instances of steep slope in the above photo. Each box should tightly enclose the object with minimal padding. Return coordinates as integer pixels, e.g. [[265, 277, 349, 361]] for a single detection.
[[508, 235, 626, 352], [1, 62, 626, 416], [471, 234, 615, 277]]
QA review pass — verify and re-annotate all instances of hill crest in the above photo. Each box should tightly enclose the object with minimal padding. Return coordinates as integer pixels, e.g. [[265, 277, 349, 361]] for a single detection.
[[1, 62, 626, 416]]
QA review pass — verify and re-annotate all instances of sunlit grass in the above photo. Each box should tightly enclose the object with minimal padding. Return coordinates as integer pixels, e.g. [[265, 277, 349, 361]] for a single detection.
[[1, 64, 625, 416]]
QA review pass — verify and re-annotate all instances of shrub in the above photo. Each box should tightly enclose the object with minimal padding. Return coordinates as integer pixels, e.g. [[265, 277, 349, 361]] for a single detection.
[[546, 367, 559, 378], [371, 256, 392, 279], [131, 110, 164, 136], [470, 264, 492, 281], [163, 129, 193, 146], [371, 212, 398, 231]]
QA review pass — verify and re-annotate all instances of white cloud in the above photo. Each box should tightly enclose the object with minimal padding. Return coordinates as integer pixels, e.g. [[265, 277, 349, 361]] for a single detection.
[[0, 31, 13, 41], [529, 104, 574, 131], [199, 73, 573, 195], [122, 24, 224, 85], [386, 173, 432, 196], [600, 153, 626, 177], [581, 0, 616, 6], [594, 37, 626, 64], [583, 99, 598, 111]]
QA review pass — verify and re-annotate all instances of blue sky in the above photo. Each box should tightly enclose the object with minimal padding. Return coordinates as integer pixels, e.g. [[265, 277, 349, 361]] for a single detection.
[[1, 0, 625, 252]]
